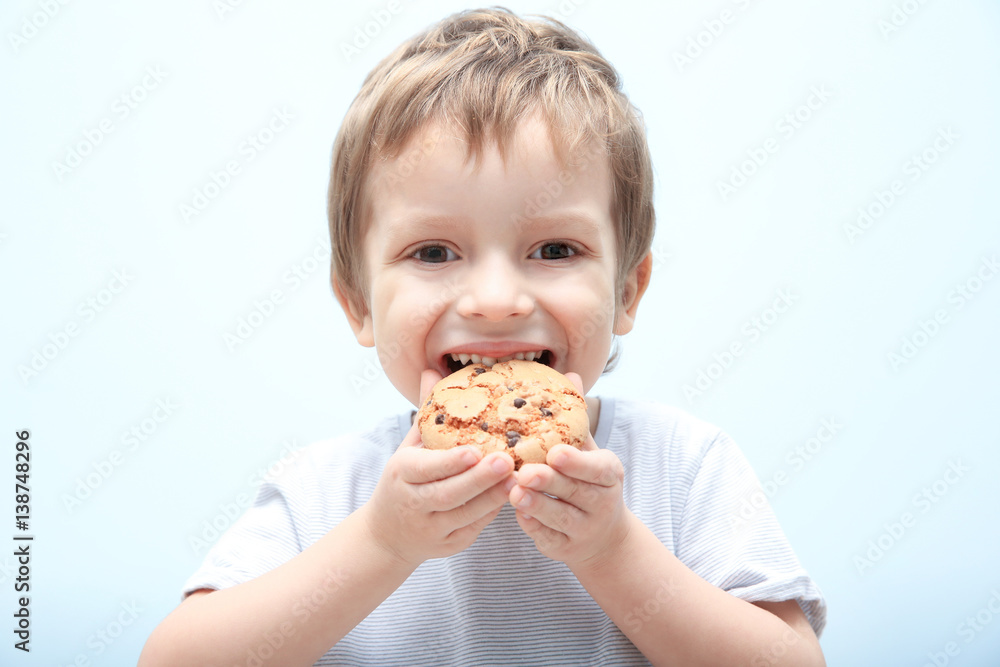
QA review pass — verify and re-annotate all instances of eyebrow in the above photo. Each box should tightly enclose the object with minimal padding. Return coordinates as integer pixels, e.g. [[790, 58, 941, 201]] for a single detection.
[[379, 215, 465, 250], [383, 211, 604, 238], [510, 211, 604, 236], [384, 214, 464, 236]]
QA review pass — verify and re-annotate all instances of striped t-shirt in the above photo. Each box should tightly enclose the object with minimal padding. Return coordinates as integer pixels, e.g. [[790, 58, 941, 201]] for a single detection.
[[184, 397, 827, 665]]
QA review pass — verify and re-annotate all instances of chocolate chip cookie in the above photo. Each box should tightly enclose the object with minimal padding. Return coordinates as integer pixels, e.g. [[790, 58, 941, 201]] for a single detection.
[[416, 359, 589, 469]]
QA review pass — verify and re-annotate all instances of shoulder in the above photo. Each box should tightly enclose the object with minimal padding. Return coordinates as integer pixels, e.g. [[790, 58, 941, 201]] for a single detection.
[[600, 398, 753, 514], [243, 412, 408, 545], [601, 397, 729, 463], [596, 398, 739, 549]]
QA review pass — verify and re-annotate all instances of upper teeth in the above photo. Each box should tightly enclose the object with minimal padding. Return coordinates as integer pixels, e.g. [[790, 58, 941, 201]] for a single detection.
[[450, 351, 546, 366]]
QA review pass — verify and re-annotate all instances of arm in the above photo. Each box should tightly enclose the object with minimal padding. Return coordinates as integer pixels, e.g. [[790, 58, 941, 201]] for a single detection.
[[570, 509, 823, 666], [140, 371, 516, 667], [139, 507, 417, 667], [509, 372, 824, 666], [512, 453, 824, 666]]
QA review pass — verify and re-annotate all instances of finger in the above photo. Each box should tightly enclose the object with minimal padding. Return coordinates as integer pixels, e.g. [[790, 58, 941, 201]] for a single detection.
[[515, 463, 588, 508], [400, 369, 446, 451], [447, 503, 505, 546], [564, 371, 584, 395], [417, 452, 515, 511], [397, 444, 482, 484], [419, 368, 443, 405], [442, 478, 510, 528], [398, 417, 424, 449], [510, 484, 581, 534], [547, 445, 622, 487], [516, 510, 569, 553], [563, 372, 597, 452]]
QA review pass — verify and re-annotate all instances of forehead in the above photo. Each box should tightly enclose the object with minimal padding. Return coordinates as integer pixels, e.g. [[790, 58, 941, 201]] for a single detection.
[[363, 115, 615, 243], [374, 112, 605, 178]]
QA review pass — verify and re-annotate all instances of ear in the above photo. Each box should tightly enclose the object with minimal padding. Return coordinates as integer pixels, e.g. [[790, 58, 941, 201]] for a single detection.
[[613, 252, 652, 335], [333, 277, 375, 347]]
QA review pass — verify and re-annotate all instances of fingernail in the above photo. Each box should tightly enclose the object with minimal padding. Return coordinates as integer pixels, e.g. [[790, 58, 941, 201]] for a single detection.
[[514, 489, 532, 509], [502, 476, 516, 493], [490, 456, 510, 474], [552, 452, 568, 468], [461, 449, 479, 467], [525, 475, 543, 490]]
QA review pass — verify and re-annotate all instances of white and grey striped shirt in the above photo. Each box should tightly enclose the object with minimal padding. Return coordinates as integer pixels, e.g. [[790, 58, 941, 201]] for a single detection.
[[184, 397, 826, 665]]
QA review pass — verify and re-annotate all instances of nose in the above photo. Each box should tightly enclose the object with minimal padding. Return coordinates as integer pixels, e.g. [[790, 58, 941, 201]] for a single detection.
[[455, 254, 534, 321]]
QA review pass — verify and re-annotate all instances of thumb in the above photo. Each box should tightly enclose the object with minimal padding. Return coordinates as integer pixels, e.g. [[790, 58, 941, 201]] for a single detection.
[[399, 368, 445, 450], [564, 371, 585, 396], [419, 368, 444, 406], [564, 371, 597, 452]]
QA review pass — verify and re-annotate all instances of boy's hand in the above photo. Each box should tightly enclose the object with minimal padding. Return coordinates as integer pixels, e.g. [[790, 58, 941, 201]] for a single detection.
[[508, 372, 631, 568], [361, 369, 515, 568]]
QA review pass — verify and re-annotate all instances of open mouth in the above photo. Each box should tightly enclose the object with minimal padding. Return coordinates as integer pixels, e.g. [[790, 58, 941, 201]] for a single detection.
[[444, 350, 553, 374]]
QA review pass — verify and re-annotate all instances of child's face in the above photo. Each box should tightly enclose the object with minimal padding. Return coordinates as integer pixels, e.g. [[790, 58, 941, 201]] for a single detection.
[[338, 115, 647, 407]]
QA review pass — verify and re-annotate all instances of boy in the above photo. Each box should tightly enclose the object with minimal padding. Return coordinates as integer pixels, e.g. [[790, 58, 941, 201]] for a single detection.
[[141, 8, 826, 666]]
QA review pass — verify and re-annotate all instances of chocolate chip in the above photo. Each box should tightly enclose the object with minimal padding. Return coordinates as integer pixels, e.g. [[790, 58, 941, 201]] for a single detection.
[[540, 407, 552, 417], [513, 398, 526, 408], [435, 414, 445, 425], [480, 422, 489, 431], [474, 367, 486, 375], [507, 385, 514, 391], [506, 431, 521, 447]]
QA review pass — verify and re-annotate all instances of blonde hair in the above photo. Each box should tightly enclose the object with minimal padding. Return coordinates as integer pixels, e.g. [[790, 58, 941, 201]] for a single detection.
[[328, 6, 655, 328]]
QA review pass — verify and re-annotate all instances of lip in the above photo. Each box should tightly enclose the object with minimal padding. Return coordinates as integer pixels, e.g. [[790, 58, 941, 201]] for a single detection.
[[435, 341, 557, 376]]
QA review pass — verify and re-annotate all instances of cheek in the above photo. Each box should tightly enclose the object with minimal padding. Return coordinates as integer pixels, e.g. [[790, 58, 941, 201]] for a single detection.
[[405, 283, 457, 331], [369, 301, 423, 405], [551, 277, 617, 339], [369, 277, 440, 365]]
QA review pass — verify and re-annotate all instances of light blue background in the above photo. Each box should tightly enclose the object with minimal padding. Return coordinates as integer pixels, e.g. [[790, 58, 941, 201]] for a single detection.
[[3, 1, 999, 665]]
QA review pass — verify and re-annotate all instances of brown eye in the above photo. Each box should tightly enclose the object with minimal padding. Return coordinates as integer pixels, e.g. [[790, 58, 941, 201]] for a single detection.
[[531, 242, 576, 260], [413, 245, 457, 263]]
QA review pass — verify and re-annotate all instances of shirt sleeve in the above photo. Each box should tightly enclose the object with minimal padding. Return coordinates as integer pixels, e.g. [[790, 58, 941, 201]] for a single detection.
[[180, 477, 304, 600], [673, 431, 827, 638]]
